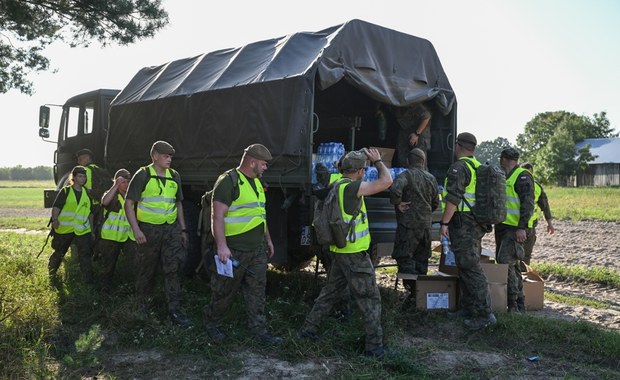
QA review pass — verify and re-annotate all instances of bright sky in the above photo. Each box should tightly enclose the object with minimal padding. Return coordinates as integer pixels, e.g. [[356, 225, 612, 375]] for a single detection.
[[1, 0, 619, 167]]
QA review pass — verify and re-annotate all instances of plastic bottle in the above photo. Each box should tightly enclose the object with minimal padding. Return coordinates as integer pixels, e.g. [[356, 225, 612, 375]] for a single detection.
[[441, 235, 456, 266]]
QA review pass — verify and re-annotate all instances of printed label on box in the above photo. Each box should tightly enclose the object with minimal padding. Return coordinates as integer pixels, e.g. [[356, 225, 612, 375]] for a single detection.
[[426, 292, 450, 309]]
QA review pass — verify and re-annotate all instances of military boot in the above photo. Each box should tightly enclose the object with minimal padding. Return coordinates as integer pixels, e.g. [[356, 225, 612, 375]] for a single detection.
[[463, 312, 497, 331]]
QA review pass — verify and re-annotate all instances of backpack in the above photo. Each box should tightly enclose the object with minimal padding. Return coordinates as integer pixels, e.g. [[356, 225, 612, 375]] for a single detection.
[[462, 159, 507, 225], [312, 179, 362, 249], [198, 168, 240, 241]]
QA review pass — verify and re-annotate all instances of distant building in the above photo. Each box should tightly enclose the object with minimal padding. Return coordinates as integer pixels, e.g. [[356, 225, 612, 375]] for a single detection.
[[571, 138, 620, 187]]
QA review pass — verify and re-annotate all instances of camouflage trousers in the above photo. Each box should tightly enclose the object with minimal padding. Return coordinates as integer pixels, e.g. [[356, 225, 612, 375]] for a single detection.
[[522, 226, 537, 266], [203, 245, 269, 335], [135, 222, 186, 313], [302, 251, 383, 352], [392, 225, 432, 278], [495, 227, 525, 302], [48, 231, 94, 283], [449, 213, 492, 317], [97, 238, 137, 290]]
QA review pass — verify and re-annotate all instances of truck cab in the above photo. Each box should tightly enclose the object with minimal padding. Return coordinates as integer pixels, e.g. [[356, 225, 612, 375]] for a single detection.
[[39, 89, 119, 207]]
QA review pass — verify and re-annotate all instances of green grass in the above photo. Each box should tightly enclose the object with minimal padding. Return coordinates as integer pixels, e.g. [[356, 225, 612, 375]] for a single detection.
[[2, 183, 620, 377], [545, 186, 620, 221], [2, 231, 620, 379], [533, 262, 620, 288]]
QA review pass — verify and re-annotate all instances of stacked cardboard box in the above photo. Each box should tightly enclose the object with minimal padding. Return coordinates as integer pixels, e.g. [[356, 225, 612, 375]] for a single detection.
[[439, 245, 508, 312], [397, 272, 459, 311]]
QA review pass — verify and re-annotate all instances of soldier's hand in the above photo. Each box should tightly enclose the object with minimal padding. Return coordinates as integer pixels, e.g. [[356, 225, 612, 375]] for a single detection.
[[217, 246, 232, 264], [516, 228, 527, 243], [409, 133, 419, 146], [180, 231, 189, 247], [397, 201, 411, 213], [440, 225, 449, 239], [266, 240, 275, 259], [135, 229, 147, 245]]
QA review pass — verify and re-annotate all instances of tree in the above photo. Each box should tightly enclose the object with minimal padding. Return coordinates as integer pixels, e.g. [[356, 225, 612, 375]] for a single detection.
[[0, 0, 168, 94], [516, 111, 618, 184], [475, 137, 511, 165]]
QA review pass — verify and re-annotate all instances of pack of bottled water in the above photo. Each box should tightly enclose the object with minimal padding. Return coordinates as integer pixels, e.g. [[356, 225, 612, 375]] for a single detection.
[[315, 142, 345, 174]]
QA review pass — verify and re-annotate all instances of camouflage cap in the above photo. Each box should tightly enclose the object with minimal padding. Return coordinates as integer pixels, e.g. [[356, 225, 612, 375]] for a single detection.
[[501, 147, 520, 161], [114, 168, 131, 180], [408, 147, 426, 162], [244, 143, 272, 161], [75, 148, 94, 158], [341, 150, 368, 171], [151, 140, 175, 156], [456, 132, 477, 146]]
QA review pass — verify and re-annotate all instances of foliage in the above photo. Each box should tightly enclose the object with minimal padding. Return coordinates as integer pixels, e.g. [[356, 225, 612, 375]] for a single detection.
[[0, 0, 169, 94], [475, 136, 511, 165], [516, 111, 618, 184], [0, 166, 53, 180]]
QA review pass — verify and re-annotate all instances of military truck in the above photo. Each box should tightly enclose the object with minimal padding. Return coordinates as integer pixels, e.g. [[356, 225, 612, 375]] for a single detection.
[[38, 19, 457, 270]]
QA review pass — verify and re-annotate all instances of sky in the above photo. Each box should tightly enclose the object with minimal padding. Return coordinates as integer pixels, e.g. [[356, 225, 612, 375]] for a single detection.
[[1, 0, 619, 167]]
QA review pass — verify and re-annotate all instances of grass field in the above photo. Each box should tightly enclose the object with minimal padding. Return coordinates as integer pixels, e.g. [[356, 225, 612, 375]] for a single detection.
[[546, 186, 620, 221]]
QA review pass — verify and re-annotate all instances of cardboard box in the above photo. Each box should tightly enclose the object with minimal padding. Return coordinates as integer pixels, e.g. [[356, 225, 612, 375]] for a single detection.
[[481, 263, 509, 313], [523, 270, 544, 310], [370, 147, 395, 168], [399, 273, 458, 311], [481, 262, 508, 283], [487, 282, 508, 313]]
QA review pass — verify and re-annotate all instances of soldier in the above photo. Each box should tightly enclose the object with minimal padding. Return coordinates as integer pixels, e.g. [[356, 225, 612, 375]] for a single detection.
[[124, 141, 192, 328], [520, 163, 555, 270], [390, 148, 439, 302], [439, 132, 496, 330], [203, 143, 283, 345], [75, 149, 111, 239], [98, 169, 136, 291], [299, 148, 393, 358], [495, 147, 535, 312], [48, 165, 96, 285], [394, 103, 432, 167]]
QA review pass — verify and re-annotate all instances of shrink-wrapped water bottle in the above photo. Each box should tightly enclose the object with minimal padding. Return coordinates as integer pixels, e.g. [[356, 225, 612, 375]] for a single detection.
[[441, 235, 456, 266]]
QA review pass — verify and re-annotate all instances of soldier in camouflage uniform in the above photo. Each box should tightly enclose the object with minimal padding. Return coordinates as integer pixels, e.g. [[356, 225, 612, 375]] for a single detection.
[[203, 144, 283, 345], [124, 141, 192, 328], [495, 147, 535, 312], [394, 103, 432, 167], [439, 132, 496, 330], [520, 163, 555, 270], [299, 148, 393, 358], [390, 148, 439, 297]]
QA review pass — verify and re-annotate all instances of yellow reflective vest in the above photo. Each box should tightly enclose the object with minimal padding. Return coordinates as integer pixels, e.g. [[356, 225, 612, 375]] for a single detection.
[[504, 167, 527, 227], [331, 181, 370, 253], [136, 165, 179, 225], [442, 157, 479, 212], [101, 194, 135, 242], [527, 181, 542, 228], [224, 170, 266, 236], [55, 186, 91, 236]]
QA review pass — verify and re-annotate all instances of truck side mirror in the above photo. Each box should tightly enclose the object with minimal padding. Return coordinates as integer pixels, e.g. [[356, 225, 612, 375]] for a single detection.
[[39, 128, 50, 138], [39, 106, 50, 129]]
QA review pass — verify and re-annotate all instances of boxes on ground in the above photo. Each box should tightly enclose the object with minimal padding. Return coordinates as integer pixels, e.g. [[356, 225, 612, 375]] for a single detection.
[[522, 267, 544, 310], [481, 262, 508, 313], [399, 273, 458, 311], [369, 147, 395, 168]]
